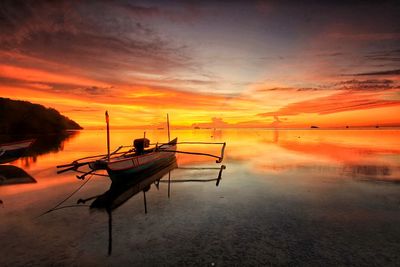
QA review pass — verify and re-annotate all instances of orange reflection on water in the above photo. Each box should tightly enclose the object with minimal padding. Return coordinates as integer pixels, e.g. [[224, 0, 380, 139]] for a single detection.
[[1, 129, 400, 199]]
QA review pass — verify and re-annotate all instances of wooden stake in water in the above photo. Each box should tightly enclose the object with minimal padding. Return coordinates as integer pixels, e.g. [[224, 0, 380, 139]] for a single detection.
[[167, 113, 170, 142], [143, 191, 147, 214], [168, 171, 171, 198], [108, 210, 112, 255], [105, 111, 110, 161]]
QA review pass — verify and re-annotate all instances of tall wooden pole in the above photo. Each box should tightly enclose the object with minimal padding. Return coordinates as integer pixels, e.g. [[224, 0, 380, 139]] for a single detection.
[[106, 111, 110, 161], [167, 113, 170, 142]]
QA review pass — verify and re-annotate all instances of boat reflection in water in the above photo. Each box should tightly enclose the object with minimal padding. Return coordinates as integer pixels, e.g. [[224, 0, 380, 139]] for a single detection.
[[0, 165, 37, 186], [0, 131, 79, 168], [77, 158, 226, 255], [0, 164, 37, 205]]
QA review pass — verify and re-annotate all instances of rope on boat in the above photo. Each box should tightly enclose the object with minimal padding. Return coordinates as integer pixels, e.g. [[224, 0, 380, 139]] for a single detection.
[[39, 204, 90, 213], [36, 174, 94, 218]]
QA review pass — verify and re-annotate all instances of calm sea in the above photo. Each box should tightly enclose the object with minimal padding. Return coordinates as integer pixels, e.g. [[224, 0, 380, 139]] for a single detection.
[[1, 129, 400, 265]]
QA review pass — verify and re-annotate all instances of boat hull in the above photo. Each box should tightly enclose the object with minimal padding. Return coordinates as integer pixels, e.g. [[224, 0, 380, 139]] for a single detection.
[[107, 155, 176, 181], [106, 138, 177, 182], [0, 140, 34, 164]]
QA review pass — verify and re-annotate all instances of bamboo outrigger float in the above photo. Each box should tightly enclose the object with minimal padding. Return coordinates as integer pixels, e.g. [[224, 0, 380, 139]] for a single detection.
[[57, 112, 226, 181]]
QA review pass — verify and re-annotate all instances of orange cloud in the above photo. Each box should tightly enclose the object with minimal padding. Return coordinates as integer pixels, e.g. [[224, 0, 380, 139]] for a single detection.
[[1, 1, 399, 129], [259, 89, 400, 117]]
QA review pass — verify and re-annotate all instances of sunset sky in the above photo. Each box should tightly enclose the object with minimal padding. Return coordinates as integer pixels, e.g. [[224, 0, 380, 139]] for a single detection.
[[1, 0, 399, 128]]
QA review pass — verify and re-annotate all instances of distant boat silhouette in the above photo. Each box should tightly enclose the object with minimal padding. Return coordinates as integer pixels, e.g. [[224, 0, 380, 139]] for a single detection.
[[0, 139, 35, 164], [310, 125, 319, 129]]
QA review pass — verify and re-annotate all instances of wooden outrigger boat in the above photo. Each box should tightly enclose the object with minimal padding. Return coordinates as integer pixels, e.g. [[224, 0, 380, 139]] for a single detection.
[[57, 112, 226, 182], [0, 139, 35, 164], [49, 112, 227, 255], [89, 137, 178, 181]]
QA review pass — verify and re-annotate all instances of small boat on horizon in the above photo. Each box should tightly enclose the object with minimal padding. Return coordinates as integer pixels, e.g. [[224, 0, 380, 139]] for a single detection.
[[0, 139, 35, 164]]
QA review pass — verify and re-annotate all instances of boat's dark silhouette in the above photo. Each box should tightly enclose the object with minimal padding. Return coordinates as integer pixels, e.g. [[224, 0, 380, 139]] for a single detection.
[[0, 131, 79, 165], [0, 165, 36, 186], [0, 139, 35, 164]]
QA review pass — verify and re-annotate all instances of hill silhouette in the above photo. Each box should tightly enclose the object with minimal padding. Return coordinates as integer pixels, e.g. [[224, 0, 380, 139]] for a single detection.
[[0, 98, 82, 134]]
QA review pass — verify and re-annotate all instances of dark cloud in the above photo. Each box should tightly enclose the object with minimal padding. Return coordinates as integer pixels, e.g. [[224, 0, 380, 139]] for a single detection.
[[335, 79, 398, 90], [365, 51, 400, 62], [0, 76, 114, 96], [0, 0, 192, 82], [315, 52, 344, 57], [256, 87, 322, 92], [115, 3, 162, 17], [349, 69, 400, 76], [82, 86, 112, 96]]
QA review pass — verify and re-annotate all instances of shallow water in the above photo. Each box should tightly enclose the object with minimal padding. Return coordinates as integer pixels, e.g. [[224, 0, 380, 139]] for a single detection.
[[1, 129, 400, 266]]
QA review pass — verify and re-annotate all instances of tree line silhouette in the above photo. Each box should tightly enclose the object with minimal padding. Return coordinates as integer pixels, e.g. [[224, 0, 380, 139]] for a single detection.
[[0, 98, 82, 134]]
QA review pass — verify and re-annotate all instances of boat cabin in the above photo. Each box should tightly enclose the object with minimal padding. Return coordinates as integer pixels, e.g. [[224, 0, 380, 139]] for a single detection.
[[133, 138, 150, 155]]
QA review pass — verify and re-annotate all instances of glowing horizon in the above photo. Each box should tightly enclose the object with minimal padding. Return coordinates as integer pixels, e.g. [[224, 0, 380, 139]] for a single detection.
[[1, 1, 399, 128]]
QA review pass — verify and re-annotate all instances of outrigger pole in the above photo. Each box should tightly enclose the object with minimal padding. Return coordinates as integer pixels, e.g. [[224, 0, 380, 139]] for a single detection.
[[56, 146, 124, 174], [156, 141, 226, 163]]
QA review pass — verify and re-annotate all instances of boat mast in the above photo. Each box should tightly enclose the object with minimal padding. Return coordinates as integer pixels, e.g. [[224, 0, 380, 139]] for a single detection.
[[167, 113, 170, 142], [106, 111, 110, 161]]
